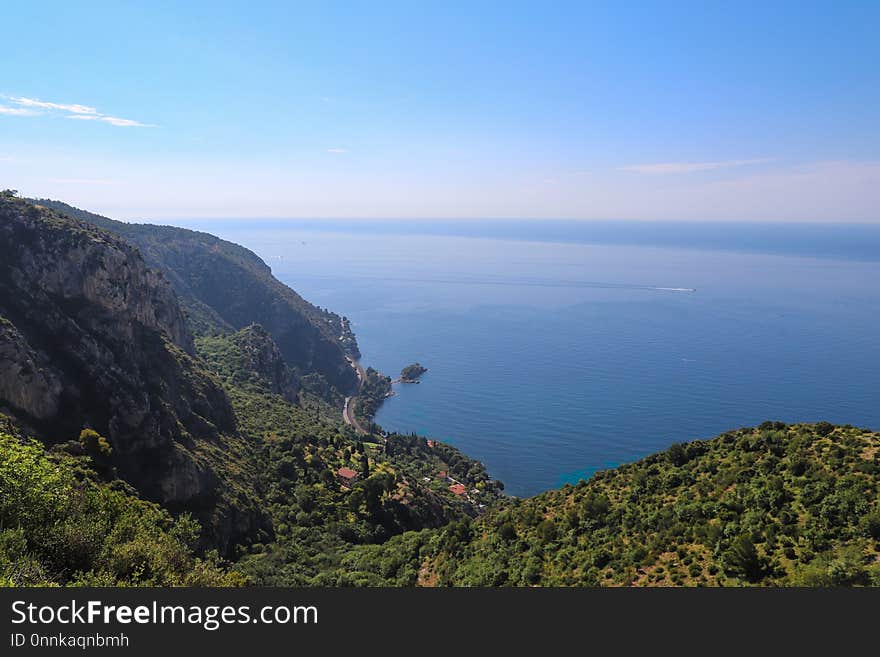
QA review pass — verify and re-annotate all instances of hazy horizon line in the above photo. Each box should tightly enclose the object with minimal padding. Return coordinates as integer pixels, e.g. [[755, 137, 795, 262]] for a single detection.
[[148, 216, 880, 226]]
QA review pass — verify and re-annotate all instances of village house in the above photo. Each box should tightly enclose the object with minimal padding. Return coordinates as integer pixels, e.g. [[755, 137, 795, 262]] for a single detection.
[[337, 466, 359, 487], [448, 483, 467, 496]]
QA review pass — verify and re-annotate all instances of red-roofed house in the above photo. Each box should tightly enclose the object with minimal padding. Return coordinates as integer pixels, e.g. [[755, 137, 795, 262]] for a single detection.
[[427, 440, 436, 448], [448, 483, 466, 496], [337, 467, 359, 487]]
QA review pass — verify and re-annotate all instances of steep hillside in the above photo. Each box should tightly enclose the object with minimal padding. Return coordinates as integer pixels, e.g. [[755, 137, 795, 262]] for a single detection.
[[0, 195, 264, 550], [31, 199, 359, 394], [192, 329, 504, 585], [405, 422, 880, 586]]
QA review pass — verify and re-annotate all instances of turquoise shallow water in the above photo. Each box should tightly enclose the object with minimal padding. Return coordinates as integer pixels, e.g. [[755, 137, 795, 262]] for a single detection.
[[175, 221, 880, 497]]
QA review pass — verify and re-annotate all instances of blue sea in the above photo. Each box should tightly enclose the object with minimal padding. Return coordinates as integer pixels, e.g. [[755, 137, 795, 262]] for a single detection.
[[173, 220, 880, 497]]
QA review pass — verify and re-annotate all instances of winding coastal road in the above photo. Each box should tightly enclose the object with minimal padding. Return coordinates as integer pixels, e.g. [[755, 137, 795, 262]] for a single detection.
[[343, 357, 369, 435]]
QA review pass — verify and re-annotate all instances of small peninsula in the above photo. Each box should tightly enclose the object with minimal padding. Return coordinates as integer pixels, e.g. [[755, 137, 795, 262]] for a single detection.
[[400, 363, 428, 383]]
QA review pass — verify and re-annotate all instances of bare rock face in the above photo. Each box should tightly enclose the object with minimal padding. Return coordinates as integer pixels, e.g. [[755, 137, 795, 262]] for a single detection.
[[32, 198, 360, 395], [0, 197, 263, 551], [0, 319, 62, 420], [6, 202, 193, 354]]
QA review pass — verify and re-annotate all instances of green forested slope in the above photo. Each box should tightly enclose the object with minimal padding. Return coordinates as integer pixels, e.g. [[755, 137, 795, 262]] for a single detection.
[[193, 330, 503, 585], [408, 422, 880, 586]]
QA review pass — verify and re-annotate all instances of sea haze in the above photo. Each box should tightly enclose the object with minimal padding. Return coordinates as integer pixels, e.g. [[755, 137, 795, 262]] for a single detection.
[[174, 220, 880, 497]]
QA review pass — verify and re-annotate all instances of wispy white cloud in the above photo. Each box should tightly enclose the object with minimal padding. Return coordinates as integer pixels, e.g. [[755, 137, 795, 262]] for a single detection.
[[326, 148, 347, 153], [67, 114, 154, 128], [0, 105, 40, 116], [1, 95, 153, 127], [618, 158, 770, 174], [101, 116, 153, 128], [8, 96, 98, 115]]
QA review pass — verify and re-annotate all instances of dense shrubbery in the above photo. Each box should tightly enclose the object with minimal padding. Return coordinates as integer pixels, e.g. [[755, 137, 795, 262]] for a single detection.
[[403, 422, 880, 586], [0, 432, 243, 586]]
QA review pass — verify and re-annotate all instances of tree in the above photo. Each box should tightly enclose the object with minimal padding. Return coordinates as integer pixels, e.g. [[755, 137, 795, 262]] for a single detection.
[[827, 552, 867, 586], [498, 522, 517, 541], [79, 428, 112, 456], [790, 457, 808, 477], [667, 442, 688, 466], [536, 520, 558, 543], [723, 536, 767, 582], [863, 512, 880, 540], [320, 468, 335, 486], [815, 421, 834, 437], [348, 488, 365, 512], [360, 453, 370, 479], [582, 493, 610, 521], [295, 486, 315, 512]]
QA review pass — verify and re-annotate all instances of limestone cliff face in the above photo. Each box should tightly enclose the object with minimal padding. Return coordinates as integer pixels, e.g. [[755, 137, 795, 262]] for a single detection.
[[32, 199, 360, 395], [0, 319, 62, 420], [0, 197, 263, 550], [6, 202, 193, 355]]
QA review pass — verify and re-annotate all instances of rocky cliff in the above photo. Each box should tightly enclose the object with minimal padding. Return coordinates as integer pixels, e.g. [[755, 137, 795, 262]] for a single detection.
[[31, 199, 359, 395], [0, 196, 264, 550]]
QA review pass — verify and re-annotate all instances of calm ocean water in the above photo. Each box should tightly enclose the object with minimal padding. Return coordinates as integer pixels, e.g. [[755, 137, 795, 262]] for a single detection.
[[173, 220, 880, 497]]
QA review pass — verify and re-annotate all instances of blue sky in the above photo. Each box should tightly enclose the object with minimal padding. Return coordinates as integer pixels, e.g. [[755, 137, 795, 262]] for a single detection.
[[1, 1, 878, 221]]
